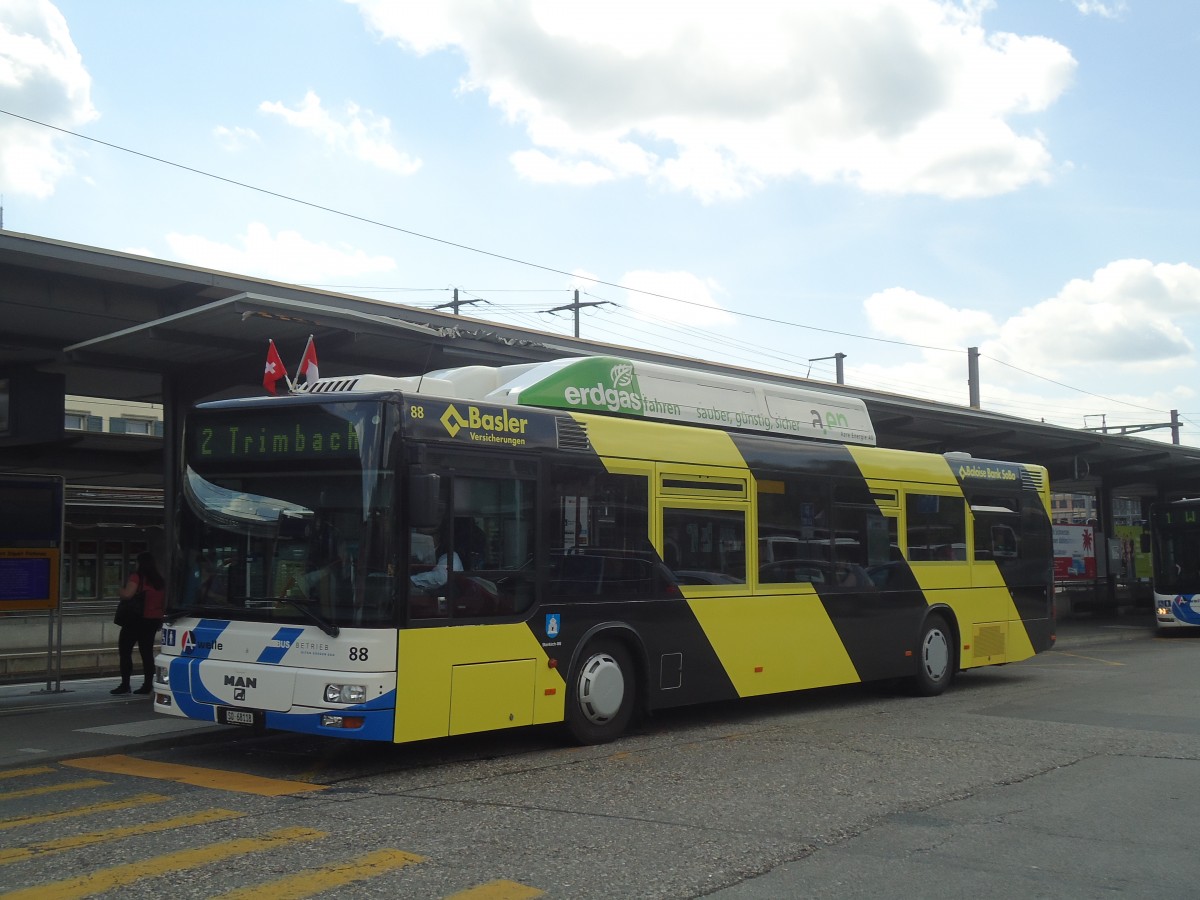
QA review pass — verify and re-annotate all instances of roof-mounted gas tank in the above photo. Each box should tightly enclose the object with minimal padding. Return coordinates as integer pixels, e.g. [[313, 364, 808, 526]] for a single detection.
[[302, 355, 876, 446]]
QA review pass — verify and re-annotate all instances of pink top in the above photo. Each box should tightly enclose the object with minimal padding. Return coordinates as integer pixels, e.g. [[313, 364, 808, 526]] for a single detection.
[[126, 573, 166, 620]]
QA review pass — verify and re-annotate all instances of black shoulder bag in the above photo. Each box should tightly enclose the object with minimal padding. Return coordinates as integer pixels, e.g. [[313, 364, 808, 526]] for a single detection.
[[114, 574, 146, 627]]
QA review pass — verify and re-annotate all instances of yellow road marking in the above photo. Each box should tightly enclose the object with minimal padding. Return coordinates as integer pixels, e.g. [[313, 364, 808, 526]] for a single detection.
[[0, 826, 326, 900], [212, 848, 427, 899], [1053, 651, 1126, 666], [446, 880, 546, 899], [63, 754, 326, 796], [0, 808, 244, 865], [0, 767, 55, 780], [0, 779, 108, 801], [0, 792, 168, 830]]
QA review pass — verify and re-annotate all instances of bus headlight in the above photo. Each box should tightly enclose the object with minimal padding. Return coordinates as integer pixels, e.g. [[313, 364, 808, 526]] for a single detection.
[[324, 683, 366, 704], [155, 665, 170, 685]]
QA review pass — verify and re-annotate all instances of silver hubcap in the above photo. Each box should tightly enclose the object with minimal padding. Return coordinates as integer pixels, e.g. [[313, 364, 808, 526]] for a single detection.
[[577, 652, 625, 724], [922, 628, 949, 682]]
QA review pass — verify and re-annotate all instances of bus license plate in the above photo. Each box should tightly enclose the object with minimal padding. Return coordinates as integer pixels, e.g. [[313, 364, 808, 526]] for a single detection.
[[218, 707, 261, 727]]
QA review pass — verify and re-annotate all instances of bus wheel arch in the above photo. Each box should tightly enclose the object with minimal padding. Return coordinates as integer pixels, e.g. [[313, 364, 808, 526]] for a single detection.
[[911, 607, 958, 697], [564, 627, 643, 745]]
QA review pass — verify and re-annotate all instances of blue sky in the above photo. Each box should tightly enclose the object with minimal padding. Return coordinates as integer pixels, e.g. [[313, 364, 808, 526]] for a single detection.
[[3, 0, 1199, 445]]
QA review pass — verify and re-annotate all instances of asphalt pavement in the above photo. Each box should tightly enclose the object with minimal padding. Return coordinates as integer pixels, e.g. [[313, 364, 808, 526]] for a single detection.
[[0, 610, 1158, 769]]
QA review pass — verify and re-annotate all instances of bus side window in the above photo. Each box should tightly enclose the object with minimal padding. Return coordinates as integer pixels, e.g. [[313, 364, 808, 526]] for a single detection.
[[756, 473, 831, 585], [663, 508, 746, 585], [992, 525, 1018, 558], [907, 493, 966, 562], [548, 465, 661, 599], [971, 497, 1021, 563], [448, 477, 536, 618]]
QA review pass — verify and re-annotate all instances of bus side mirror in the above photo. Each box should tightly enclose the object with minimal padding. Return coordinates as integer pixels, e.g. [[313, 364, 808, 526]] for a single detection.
[[409, 472, 442, 530]]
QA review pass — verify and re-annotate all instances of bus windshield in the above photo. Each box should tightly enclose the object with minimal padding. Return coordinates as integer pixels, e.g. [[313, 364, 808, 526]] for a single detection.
[[174, 400, 397, 629], [1152, 506, 1200, 595]]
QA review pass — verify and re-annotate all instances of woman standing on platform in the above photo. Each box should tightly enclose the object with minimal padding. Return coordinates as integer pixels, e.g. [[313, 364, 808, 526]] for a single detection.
[[111, 551, 166, 696]]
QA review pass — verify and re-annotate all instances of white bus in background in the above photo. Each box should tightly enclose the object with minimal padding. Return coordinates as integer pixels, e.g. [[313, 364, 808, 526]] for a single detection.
[[1150, 499, 1200, 629]]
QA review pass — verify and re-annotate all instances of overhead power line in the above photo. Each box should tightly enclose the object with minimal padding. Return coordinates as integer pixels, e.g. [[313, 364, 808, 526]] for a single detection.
[[541, 290, 614, 338], [433, 288, 486, 316], [980, 353, 1167, 414], [1, 106, 1178, 421], [0, 107, 962, 349]]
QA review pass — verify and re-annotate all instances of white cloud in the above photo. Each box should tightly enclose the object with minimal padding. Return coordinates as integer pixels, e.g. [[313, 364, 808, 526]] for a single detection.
[[1071, 1, 1126, 18], [511, 149, 616, 186], [620, 270, 735, 327], [865, 261, 1200, 378], [156, 222, 397, 283], [853, 260, 1200, 429], [346, 0, 1075, 201], [865, 287, 998, 348], [990, 260, 1200, 371], [213, 125, 259, 152], [0, 0, 97, 198], [259, 90, 421, 176], [352, 0, 463, 55]]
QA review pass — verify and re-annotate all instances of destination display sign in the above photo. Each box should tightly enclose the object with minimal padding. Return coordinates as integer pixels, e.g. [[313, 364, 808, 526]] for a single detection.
[[189, 404, 373, 464]]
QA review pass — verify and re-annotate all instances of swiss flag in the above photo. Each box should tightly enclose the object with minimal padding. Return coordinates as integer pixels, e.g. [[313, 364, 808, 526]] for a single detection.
[[263, 339, 287, 395], [295, 335, 319, 387]]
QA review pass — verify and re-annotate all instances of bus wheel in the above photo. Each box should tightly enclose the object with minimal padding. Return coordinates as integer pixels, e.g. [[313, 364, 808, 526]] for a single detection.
[[566, 641, 635, 744], [912, 614, 954, 697]]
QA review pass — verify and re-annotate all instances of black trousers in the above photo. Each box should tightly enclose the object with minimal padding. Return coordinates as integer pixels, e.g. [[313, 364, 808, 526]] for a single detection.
[[117, 618, 162, 684]]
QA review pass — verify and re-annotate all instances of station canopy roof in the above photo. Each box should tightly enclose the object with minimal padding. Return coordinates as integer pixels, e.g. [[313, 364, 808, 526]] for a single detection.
[[2, 229, 1198, 499]]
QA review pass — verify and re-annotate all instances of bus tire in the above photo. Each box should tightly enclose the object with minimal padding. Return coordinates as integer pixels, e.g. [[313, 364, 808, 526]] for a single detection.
[[912, 614, 954, 696], [566, 640, 636, 745]]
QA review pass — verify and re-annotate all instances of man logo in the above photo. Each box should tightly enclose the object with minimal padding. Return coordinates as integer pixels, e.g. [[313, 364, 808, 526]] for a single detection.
[[234, 688, 246, 701]]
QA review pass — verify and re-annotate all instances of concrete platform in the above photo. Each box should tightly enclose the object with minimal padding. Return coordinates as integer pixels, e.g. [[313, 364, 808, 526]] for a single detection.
[[1, 611, 127, 685], [0, 601, 1156, 686]]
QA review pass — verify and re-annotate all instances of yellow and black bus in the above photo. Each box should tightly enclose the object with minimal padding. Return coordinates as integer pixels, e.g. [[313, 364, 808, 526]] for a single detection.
[[154, 356, 1054, 744]]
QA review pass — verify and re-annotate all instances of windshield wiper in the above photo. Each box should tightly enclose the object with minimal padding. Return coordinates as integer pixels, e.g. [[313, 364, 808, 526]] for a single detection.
[[165, 598, 341, 638], [272, 597, 341, 637]]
